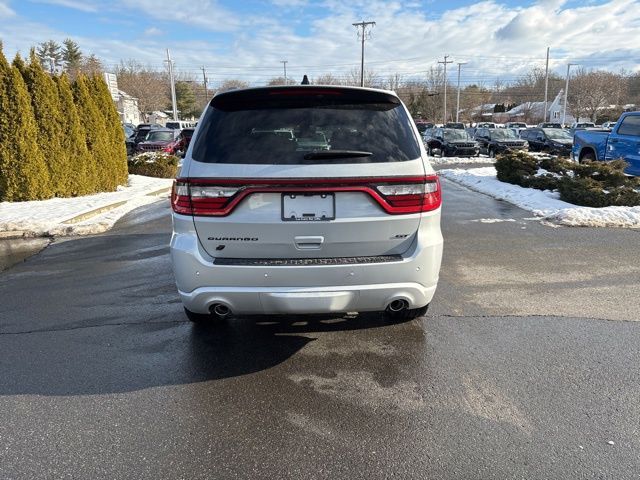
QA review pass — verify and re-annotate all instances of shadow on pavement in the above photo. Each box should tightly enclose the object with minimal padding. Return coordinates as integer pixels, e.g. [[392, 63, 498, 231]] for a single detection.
[[0, 311, 412, 397]]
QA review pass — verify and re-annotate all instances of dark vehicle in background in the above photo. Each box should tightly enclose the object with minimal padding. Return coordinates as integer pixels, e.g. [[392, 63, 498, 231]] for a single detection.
[[505, 122, 527, 129], [520, 128, 573, 156], [445, 122, 465, 129], [474, 127, 528, 157], [123, 124, 136, 156], [415, 121, 434, 135], [537, 122, 563, 129], [172, 128, 195, 156], [573, 111, 640, 175], [426, 127, 479, 157], [476, 122, 496, 129], [136, 128, 180, 153]]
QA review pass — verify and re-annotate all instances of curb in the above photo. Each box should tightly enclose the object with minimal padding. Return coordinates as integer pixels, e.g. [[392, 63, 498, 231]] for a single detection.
[[146, 187, 172, 197], [0, 231, 39, 240], [62, 200, 129, 225]]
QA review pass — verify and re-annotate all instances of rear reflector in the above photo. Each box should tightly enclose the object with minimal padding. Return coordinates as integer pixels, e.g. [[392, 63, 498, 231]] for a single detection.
[[171, 175, 441, 217]]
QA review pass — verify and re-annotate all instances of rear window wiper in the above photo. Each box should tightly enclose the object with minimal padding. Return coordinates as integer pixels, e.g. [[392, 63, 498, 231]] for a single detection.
[[303, 150, 373, 160]]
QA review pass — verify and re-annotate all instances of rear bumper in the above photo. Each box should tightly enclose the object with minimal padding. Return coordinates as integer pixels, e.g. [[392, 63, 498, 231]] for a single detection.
[[170, 212, 443, 315], [178, 283, 438, 315]]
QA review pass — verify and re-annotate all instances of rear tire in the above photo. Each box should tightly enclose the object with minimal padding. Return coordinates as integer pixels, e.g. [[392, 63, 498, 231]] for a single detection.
[[580, 151, 596, 163], [384, 304, 429, 321]]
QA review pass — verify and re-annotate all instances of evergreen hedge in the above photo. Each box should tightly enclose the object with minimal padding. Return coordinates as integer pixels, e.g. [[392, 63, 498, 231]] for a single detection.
[[495, 151, 640, 208], [0, 51, 52, 201], [0, 43, 130, 202], [128, 152, 179, 178]]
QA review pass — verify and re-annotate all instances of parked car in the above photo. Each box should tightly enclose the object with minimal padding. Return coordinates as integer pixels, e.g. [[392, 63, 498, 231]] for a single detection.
[[425, 127, 479, 157], [171, 85, 443, 322], [572, 111, 640, 175], [601, 120, 618, 129], [505, 122, 527, 129], [572, 122, 596, 129], [473, 127, 528, 157], [171, 127, 195, 156], [444, 122, 465, 129], [520, 128, 573, 156], [415, 121, 434, 135], [132, 124, 162, 146], [166, 120, 196, 130], [537, 122, 563, 128], [476, 122, 496, 128], [136, 128, 180, 153]]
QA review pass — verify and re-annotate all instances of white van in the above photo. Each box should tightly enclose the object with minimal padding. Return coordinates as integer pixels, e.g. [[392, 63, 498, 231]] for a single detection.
[[166, 120, 195, 130]]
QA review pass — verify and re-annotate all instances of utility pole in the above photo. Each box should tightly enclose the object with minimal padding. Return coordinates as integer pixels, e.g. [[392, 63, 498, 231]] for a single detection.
[[280, 60, 288, 84], [543, 47, 550, 122], [562, 63, 577, 127], [455, 62, 466, 123], [352, 20, 376, 87], [438, 55, 453, 124], [201, 66, 209, 102], [165, 49, 178, 121]]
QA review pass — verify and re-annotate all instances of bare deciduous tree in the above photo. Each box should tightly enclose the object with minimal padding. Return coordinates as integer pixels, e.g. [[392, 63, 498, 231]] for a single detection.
[[115, 60, 169, 115]]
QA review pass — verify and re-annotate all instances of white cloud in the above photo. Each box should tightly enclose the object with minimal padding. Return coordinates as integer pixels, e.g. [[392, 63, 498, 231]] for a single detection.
[[31, 0, 99, 13], [0, 0, 15, 17], [143, 27, 162, 36]]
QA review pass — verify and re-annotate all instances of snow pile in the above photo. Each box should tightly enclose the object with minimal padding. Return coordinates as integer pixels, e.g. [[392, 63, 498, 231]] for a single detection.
[[440, 167, 640, 228], [428, 155, 495, 166], [0, 175, 173, 237]]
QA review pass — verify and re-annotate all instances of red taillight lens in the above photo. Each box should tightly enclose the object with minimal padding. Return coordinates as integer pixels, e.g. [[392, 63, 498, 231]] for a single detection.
[[172, 181, 241, 216], [171, 181, 192, 214], [375, 176, 441, 213]]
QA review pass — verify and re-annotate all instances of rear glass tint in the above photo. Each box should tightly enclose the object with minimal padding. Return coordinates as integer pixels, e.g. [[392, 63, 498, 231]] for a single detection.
[[192, 89, 421, 164]]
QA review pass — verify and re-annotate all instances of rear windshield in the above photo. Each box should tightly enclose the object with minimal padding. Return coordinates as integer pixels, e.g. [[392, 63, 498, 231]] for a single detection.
[[192, 90, 421, 164]]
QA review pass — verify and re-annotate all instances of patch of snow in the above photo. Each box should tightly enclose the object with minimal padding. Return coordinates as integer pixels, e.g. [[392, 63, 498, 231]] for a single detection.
[[428, 155, 495, 166], [0, 175, 173, 237], [440, 167, 640, 228], [470, 218, 517, 223]]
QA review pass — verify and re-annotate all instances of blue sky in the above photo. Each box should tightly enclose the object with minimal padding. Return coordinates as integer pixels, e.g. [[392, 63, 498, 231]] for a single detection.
[[0, 0, 637, 87]]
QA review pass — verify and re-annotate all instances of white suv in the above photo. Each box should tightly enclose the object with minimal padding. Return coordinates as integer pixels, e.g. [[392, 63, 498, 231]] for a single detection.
[[170, 86, 443, 322]]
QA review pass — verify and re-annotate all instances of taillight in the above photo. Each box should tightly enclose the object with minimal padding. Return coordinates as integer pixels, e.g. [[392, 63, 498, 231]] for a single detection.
[[171, 181, 191, 214], [189, 185, 240, 216], [171, 181, 241, 216], [375, 176, 441, 213], [171, 176, 441, 217]]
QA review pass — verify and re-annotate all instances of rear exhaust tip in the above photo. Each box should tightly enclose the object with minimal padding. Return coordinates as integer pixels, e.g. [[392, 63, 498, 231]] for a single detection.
[[387, 299, 408, 313], [211, 304, 232, 318]]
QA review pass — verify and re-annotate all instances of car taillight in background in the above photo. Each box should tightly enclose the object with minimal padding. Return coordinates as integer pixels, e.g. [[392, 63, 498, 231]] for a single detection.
[[171, 176, 441, 217]]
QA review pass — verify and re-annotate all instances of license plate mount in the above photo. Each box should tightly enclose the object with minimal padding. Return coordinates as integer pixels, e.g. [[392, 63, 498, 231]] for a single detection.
[[281, 193, 335, 221]]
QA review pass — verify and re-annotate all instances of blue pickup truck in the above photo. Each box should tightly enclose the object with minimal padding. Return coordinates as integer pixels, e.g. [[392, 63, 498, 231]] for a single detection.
[[572, 111, 640, 175]]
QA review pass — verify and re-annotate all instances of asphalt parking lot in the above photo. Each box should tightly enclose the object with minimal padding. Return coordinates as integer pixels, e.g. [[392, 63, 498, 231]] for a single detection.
[[1, 179, 639, 479]]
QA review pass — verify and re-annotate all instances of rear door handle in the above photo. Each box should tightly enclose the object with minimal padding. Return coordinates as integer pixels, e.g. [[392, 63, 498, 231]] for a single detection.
[[294, 236, 324, 250]]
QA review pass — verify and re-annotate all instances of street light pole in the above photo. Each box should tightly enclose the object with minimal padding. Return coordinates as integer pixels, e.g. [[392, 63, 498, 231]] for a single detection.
[[456, 62, 466, 123], [281, 60, 288, 84], [562, 63, 577, 127]]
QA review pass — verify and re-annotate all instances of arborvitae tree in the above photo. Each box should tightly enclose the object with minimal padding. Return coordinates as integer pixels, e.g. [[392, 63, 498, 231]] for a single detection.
[[12, 53, 27, 76], [62, 38, 82, 77], [88, 74, 128, 186], [21, 50, 70, 196], [0, 52, 52, 201], [73, 74, 113, 191], [55, 74, 96, 195]]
